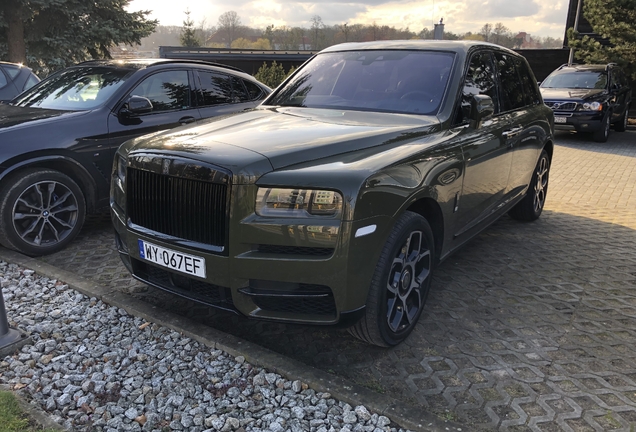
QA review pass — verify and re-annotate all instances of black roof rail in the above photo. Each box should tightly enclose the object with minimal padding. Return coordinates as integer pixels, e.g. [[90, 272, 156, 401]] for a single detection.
[[73, 58, 247, 74]]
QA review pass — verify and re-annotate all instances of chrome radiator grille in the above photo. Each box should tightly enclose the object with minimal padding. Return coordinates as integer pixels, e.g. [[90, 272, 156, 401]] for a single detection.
[[127, 168, 228, 248]]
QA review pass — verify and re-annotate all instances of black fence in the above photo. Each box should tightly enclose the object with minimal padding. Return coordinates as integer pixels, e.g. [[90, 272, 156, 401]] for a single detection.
[[159, 46, 570, 82]]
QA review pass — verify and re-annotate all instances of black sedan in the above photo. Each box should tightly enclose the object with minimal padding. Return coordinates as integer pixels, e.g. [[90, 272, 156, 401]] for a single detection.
[[0, 59, 271, 256], [0, 61, 40, 102]]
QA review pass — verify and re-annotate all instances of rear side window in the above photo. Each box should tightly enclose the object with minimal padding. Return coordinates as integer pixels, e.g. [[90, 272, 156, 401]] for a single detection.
[[516, 59, 541, 106], [0, 68, 7, 89], [23, 73, 40, 91], [3, 64, 21, 79], [244, 80, 263, 100], [494, 52, 525, 112], [231, 76, 250, 102], [197, 71, 232, 106]]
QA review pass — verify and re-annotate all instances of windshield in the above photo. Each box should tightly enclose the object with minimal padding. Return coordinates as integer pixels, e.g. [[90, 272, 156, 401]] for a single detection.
[[13, 66, 135, 110], [266, 50, 455, 115], [541, 71, 607, 90]]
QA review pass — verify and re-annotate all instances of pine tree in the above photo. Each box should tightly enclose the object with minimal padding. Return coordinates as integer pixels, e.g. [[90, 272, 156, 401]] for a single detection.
[[180, 9, 201, 48], [567, 0, 636, 80], [0, 0, 157, 75]]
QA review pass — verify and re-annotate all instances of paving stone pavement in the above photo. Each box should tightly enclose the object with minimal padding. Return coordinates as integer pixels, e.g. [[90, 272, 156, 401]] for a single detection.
[[27, 129, 636, 431]]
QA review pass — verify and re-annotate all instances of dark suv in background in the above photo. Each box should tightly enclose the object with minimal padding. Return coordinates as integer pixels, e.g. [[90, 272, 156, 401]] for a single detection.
[[0, 61, 40, 102], [540, 63, 631, 142], [0, 59, 270, 256], [112, 41, 554, 347]]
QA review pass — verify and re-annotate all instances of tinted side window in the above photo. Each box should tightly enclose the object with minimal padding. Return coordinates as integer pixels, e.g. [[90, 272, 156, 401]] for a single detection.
[[131, 70, 191, 112], [198, 71, 232, 106], [0, 68, 7, 89], [3, 64, 21, 79], [494, 52, 525, 112], [516, 59, 541, 106], [457, 51, 499, 124], [244, 80, 263, 100], [231, 76, 249, 102], [23, 74, 40, 91]]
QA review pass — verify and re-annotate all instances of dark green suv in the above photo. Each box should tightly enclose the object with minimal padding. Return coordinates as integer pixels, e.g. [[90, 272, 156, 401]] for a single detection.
[[111, 41, 554, 347]]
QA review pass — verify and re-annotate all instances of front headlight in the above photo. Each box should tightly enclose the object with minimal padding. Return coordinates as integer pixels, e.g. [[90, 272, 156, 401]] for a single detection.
[[115, 155, 127, 191], [581, 102, 602, 111], [256, 188, 343, 218]]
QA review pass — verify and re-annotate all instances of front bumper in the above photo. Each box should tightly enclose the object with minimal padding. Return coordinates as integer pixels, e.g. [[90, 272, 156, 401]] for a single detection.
[[111, 194, 390, 326], [551, 110, 605, 132]]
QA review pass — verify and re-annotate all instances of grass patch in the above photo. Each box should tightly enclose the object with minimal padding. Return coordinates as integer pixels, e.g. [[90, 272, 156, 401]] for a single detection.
[[0, 391, 57, 432]]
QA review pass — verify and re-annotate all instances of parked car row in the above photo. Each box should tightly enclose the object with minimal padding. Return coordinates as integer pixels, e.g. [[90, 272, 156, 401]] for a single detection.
[[1, 44, 629, 346]]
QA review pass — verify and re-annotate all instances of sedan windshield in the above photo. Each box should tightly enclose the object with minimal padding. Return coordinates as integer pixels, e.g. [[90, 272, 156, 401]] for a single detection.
[[266, 50, 455, 115], [12, 66, 135, 110], [541, 71, 607, 90]]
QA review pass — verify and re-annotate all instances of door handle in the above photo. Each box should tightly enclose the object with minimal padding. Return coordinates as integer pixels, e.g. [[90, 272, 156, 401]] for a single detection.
[[179, 116, 196, 125], [502, 127, 523, 139]]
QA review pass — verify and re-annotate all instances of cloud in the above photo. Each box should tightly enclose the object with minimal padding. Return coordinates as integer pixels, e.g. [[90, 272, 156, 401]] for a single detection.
[[127, 0, 570, 38]]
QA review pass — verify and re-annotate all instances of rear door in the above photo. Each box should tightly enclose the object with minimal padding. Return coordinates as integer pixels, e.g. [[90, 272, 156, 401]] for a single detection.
[[494, 52, 544, 197], [195, 70, 265, 120]]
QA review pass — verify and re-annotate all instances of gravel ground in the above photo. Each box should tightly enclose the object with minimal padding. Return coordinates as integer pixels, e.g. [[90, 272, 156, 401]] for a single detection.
[[0, 261, 412, 432]]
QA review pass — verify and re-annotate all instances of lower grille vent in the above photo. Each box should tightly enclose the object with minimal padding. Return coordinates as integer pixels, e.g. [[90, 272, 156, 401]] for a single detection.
[[241, 282, 336, 317], [132, 259, 235, 312]]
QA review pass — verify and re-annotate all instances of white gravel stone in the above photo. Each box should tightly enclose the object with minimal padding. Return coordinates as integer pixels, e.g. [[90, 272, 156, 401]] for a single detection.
[[0, 261, 410, 432]]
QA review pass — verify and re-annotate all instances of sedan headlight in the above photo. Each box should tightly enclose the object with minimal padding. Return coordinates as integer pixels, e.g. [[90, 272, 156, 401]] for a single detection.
[[256, 188, 343, 218], [581, 102, 602, 111], [115, 155, 127, 191]]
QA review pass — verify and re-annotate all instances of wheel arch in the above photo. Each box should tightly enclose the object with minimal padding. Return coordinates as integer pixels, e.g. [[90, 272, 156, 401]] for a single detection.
[[543, 140, 554, 162], [0, 156, 98, 212], [405, 197, 444, 263]]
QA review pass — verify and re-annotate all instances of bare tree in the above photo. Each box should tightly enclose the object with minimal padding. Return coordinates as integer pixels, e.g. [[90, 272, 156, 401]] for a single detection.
[[310, 15, 325, 50], [217, 11, 241, 47], [492, 22, 511, 46], [480, 23, 492, 42]]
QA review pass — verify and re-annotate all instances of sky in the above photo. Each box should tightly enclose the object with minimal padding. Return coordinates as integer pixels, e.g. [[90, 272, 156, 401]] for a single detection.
[[127, 0, 571, 39]]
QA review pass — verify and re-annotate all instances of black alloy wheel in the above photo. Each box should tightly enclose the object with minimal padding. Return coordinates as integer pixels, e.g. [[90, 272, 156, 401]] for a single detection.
[[348, 211, 434, 347], [509, 149, 550, 222], [0, 169, 86, 256]]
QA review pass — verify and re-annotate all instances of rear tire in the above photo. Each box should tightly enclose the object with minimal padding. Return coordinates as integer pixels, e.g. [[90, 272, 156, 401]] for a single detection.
[[509, 150, 550, 222], [348, 211, 434, 347], [614, 105, 629, 132], [0, 169, 86, 256]]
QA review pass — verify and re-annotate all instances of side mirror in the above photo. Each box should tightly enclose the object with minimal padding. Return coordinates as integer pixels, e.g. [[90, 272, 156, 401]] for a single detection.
[[469, 94, 494, 129], [120, 95, 153, 117]]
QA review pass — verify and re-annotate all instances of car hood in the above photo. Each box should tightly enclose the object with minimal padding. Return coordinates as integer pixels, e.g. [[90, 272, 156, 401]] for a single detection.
[[540, 88, 606, 101], [127, 107, 438, 172], [0, 104, 88, 131]]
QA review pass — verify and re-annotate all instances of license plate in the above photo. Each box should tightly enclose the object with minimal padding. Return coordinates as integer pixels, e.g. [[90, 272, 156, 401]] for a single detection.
[[554, 116, 567, 124], [138, 240, 206, 278]]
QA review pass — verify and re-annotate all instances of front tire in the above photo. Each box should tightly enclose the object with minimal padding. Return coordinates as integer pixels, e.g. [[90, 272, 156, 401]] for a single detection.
[[593, 113, 610, 142], [0, 169, 86, 256], [348, 212, 434, 347], [509, 150, 550, 222]]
